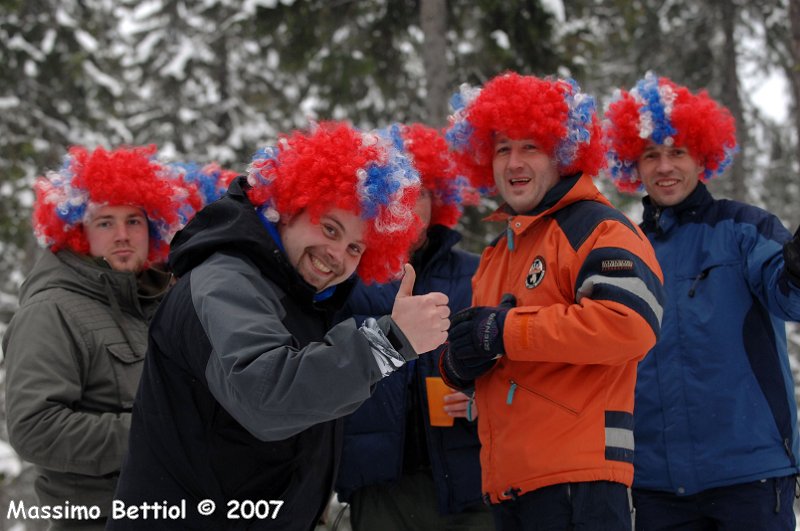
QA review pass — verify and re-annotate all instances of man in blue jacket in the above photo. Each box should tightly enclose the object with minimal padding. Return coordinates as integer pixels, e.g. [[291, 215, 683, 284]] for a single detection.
[[604, 73, 800, 530], [335, 123, 491, 531]]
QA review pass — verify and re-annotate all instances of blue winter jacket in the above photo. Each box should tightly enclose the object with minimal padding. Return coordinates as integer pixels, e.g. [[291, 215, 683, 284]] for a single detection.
[[335, 225, 482, 514], [634, 183, 800, 496]]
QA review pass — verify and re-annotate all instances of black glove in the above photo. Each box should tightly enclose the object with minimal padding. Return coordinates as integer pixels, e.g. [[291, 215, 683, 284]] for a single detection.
[[441, 294, 517, 384], [784, 226, 800, 285]]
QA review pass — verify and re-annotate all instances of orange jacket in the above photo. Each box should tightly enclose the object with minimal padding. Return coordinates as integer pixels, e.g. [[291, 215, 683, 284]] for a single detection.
[[468, 174, 664, 503]]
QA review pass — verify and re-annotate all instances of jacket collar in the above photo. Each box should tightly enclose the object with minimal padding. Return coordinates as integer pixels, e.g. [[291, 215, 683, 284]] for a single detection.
[[485, 173, 606, 237], [486, 173, 597, 220], [641, 181, 713, 234]]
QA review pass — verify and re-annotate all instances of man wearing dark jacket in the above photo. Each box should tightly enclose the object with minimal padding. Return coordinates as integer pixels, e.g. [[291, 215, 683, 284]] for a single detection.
[[110, 122, 450, 531], [335, 123, 491, 530], [604, 73, 800, 530], [3, 145, 195, 529]]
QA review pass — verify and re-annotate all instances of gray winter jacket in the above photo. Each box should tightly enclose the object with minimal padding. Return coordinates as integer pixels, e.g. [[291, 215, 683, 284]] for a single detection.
[[2, 249, 170, 517]]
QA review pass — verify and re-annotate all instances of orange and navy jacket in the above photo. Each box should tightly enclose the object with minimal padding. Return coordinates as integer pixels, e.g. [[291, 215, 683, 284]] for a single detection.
[[463, 173, 664, 503]]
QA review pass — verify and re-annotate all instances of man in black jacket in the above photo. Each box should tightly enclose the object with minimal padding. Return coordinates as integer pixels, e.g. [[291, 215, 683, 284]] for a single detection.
[[110, 122, 450, 530]]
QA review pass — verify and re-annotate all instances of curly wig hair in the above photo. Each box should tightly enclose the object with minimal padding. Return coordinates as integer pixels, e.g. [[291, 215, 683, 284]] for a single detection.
[[445, 71, 605, 191], [170, 161, 240, 206], [604, 73, 738, 193], [246, 121, 421, 284], [33, 145, 201, 264], [401, 123, 468, 228]]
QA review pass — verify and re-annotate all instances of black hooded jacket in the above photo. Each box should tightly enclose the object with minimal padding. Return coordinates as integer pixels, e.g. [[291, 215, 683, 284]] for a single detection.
[[110, 178, 415, 530]]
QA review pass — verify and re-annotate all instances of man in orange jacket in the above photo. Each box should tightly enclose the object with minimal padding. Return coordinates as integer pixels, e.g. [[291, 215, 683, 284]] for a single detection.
[[441, 72, 665, 531]]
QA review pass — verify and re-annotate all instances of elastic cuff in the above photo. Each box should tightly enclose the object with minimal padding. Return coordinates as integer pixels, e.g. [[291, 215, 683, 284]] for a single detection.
[[439, 346, 473, 391], [361, 317, 407, 378]]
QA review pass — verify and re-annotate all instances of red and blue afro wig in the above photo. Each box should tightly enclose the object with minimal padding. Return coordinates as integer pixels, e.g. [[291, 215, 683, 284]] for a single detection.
[[170, 161, 240, 207], [445, 71, 605, 192], [401, 123, 469, 228], [33, 145, 201, 264], [604, 72, 738, 193], [246, 121, 422, 284]]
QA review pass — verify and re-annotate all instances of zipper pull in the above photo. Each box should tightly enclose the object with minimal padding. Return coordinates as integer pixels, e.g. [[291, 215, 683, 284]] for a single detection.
[[506, 224, 515, 251], [652, 207, 665, 236], [688, 268, 710, 298], [506, 381, 518, 405]]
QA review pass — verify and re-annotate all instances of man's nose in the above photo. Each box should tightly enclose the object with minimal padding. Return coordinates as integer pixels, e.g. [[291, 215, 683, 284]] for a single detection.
[[656, 153, 674, 172], [508, 147, 524, 169], [114, 224, 130, 241], [325, 244, 345, 266]]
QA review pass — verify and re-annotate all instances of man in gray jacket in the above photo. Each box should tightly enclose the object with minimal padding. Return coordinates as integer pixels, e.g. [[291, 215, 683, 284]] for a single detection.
[[2, 145, 198, 529], [110, 122, 450, 531]]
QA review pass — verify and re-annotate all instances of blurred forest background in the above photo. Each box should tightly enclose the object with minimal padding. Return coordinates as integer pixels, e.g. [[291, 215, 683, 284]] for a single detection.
[[1, 0, 800, 529]]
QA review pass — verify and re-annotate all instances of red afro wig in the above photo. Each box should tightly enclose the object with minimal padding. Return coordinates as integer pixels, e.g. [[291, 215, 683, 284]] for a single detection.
[[33, 145, 200, 265], [604, 73, 738, 192], [402, 123, 467, 228], [247, 122, 422, 284], [445, 71, 605, 192]]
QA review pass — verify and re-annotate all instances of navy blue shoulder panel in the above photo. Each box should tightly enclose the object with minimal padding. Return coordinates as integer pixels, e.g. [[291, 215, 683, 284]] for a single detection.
[[702, 199, 791, 245], [551, 200, 641, 252]]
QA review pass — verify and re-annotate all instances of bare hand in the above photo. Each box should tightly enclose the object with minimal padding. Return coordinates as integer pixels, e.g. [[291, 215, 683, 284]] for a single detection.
[[391, 264, 450, 354], [443, 391, 477, 420]]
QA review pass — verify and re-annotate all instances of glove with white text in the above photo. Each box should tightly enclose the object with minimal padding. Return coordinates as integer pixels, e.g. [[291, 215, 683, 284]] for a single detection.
[[440, 294, 516, 387]]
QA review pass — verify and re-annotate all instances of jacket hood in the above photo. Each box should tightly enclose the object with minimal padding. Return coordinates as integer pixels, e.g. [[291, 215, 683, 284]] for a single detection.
[[169, 176, 355, 309]]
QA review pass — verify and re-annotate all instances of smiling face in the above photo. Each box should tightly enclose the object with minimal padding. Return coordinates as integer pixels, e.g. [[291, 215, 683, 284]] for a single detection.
[[637, 143, 704, 207], [492, 134, 561, 214], [278, 208, 367, 292], [85, 204, 150, 273]]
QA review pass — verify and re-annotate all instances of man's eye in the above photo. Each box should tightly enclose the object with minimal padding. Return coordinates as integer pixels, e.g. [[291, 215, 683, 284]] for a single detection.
[[323, 224, 336, 237], [348, 245, 363, 256]]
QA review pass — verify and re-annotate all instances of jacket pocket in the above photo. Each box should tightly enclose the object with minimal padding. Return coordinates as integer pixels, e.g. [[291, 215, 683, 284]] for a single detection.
[[677, 259, 740, 298], [106, 343, 145, 409]]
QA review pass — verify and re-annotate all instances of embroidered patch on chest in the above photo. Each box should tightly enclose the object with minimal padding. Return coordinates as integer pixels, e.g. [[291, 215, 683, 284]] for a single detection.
[[525, 256, 546, 289], [601, 259, 634, 272]]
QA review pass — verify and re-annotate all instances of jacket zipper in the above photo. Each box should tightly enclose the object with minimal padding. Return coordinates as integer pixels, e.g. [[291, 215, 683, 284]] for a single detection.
[[506, 379, 580, 415], [687, 267, 711, 298]]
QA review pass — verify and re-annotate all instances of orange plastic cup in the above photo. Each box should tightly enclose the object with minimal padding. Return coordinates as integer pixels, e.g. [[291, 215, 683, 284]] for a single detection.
[[425, 377, 455, 427]]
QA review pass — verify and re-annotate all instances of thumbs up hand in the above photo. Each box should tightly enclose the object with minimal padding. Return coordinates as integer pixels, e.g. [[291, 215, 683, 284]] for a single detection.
[[395, 263, 417, 299], [391, 264, 450, 354]]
